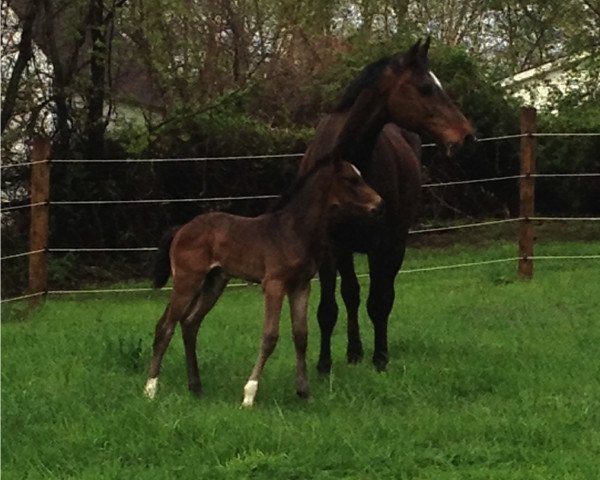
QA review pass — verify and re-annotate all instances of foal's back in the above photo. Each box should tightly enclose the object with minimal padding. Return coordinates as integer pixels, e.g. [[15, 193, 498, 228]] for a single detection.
[[170, 212, 275, 284]]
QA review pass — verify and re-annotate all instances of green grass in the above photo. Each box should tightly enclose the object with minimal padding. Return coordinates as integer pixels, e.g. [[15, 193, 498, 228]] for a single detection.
[[2, 239, 600, 479]]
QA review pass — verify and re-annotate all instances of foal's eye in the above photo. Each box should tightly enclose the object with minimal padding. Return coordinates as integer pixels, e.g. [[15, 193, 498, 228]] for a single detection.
[[418, 83, 434, 96]]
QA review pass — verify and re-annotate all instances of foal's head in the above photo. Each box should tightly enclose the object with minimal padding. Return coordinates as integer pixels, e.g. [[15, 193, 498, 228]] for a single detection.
[[327, 160, 383, 219], [337, 37, 475, 157]]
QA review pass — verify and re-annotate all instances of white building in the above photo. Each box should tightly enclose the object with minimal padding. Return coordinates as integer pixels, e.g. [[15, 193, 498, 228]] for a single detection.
[[499, 53, 594, 110]]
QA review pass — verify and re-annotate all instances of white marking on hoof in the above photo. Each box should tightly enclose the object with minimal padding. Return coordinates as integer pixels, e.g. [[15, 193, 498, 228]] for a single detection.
[[242, 380, 258, 408], [144, 377, 158, 399]]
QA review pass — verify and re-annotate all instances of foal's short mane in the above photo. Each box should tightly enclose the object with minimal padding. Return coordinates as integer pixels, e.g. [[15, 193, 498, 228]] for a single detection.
[[334, 57, 394, 112], [270, 155, 333, 212]]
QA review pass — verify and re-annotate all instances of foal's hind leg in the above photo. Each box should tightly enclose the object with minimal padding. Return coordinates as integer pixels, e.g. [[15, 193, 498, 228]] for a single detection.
[[337, 251, 363, 364], [181, 272, 229, 396], [144, 280, 200, 399], [289, 284, 310, 399], [242, 279, 284, 408], [367, 247, 405, 371], [144, 304, 172, 398]]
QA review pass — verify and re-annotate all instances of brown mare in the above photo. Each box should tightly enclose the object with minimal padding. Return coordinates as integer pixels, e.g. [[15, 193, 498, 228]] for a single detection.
[[299, 38, 475, 373], [144, 158, 382, 407]]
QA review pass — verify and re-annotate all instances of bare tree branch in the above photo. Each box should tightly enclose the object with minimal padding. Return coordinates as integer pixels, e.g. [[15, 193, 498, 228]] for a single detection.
[[1, 2, 36, 133]]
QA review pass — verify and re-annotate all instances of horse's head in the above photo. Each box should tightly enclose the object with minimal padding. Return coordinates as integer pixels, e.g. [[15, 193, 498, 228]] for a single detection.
[[381, 38, 475, 157], [328, 160, 383, 219]]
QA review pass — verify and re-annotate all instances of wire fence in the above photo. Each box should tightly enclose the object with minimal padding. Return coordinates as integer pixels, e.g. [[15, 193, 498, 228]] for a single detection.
[[1, 133, 596, 170], [2, 131, 599, 303]]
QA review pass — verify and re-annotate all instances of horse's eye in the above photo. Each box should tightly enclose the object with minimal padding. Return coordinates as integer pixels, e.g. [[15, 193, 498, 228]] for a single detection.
[[418, 83, 434, 96], [347, 176, 361, 186]]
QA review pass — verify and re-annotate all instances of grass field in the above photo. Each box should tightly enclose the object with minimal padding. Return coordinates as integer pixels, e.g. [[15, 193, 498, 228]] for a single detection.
[[2, 235, 600, 479]]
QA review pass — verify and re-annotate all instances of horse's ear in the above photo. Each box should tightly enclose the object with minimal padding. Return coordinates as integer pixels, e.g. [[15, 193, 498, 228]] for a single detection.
[[404, 38, 422, 67], [420, 36, 431, 60]]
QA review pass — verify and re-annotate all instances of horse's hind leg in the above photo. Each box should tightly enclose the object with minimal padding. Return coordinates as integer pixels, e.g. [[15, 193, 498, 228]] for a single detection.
[[181, 270, 229, 396], [289, 284, 310, 399], [337, 251, 363, 364], [316, 253, 338, 375], [242, 279, 284, 408]]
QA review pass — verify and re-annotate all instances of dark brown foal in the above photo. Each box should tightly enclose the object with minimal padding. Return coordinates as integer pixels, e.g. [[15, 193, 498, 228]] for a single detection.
[[144, 159, 382, 407]]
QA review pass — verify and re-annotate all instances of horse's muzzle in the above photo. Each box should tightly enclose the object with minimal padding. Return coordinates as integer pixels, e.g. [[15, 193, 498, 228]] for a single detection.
[[445, 134, 477, 158], [369, 200, 385, 218]]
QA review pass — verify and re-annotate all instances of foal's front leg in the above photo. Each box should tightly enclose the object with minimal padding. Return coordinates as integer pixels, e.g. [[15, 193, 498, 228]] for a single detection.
[[289, 283, 310, 399], [242, 279, 284, 408]]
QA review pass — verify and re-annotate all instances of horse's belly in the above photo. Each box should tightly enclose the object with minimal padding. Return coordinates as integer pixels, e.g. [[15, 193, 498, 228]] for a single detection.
[[329, 220, 382, 253]]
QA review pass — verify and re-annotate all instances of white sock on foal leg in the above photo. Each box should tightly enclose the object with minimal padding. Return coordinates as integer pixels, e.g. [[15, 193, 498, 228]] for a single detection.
[[242, 380, 258, 408], [144, 377, 158, 399]]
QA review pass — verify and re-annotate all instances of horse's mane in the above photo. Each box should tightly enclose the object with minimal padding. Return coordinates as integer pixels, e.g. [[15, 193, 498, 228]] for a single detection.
[[334, 57, 394, 112], [270, 154, 333, 212]]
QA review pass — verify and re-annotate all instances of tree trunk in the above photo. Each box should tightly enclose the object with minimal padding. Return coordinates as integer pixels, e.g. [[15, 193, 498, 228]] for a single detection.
[[85, 0, 107, 159], [1, 4, 36, 133]]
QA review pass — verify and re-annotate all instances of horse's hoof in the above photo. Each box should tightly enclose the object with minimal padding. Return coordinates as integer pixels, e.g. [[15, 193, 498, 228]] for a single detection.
[[316, 359, 332, 375], [347, 348, 364, 364], [373, 355, 388, 372], [188, 383, 203, 397]]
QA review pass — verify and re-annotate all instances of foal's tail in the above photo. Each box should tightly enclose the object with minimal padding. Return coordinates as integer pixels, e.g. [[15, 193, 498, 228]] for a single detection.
[[153, 226, 179, 289]]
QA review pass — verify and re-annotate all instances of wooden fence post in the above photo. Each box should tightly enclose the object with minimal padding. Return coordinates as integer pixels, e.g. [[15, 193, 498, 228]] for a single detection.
[[518, 107, 536, 279], [29, 137, 51, 304]]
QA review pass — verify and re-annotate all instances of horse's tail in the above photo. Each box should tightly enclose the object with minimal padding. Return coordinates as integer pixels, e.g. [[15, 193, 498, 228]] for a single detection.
[[153, 226, 179, 288]]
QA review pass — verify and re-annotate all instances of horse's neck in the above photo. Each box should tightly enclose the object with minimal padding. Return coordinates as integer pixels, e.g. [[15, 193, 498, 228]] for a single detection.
[[336, 88, 388, 160], [308, 88, 387, 169], [278, 171, 331, 249]]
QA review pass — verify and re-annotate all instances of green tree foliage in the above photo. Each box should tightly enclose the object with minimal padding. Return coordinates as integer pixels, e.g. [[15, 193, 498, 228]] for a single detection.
[[1, 0, 598, 293]]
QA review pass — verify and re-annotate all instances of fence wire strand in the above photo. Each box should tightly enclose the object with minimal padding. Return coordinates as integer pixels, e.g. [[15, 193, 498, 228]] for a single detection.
[[42, 172, 599, 208], [3, 131, 600, 303], [1, 249, 45, 261], [51, 195, 278, 206], [1, 201, 47, 212], [423, 175, 523, 188], [0, 291, 46, 303], [24, 254, 598, 299], [0, 159, 48, 170], [50, 153, 304, 164], [410, 218, 522, 234], [531, 216, 600, 221]]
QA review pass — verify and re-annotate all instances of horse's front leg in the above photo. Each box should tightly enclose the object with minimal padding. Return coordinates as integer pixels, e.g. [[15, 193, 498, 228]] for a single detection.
[[367, 247, 405, 371], [337, 250, 362, 364], [289, 283, 311, 399], [242, 279, 284, 408], [316, 253, 338, 375]]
